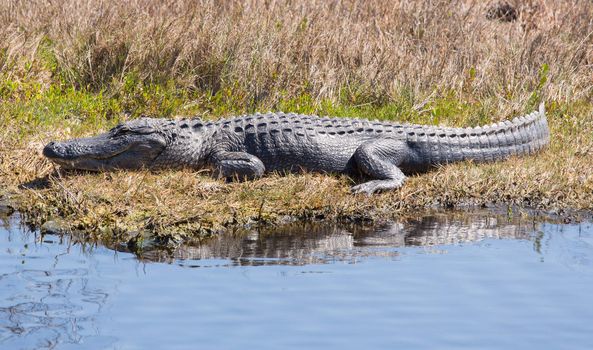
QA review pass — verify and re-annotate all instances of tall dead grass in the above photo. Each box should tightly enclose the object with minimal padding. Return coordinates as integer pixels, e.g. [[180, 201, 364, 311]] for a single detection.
[[1, 0, 592, 107]]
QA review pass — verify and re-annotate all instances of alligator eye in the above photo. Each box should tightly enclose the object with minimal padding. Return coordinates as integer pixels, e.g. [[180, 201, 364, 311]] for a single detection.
[[112, 126, 132, 137]]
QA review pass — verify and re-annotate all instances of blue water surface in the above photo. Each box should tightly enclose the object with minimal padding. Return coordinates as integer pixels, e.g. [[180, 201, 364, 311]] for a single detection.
[[1, 213, 592, 350]]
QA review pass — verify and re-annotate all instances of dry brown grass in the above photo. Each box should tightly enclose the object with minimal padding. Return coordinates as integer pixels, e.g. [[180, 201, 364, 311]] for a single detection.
[[1, 0, 592, 105], [0, 0, 592, 243]]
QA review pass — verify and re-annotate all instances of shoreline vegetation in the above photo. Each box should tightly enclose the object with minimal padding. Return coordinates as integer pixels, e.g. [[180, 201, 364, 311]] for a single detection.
[[1, 0, 592, 244]]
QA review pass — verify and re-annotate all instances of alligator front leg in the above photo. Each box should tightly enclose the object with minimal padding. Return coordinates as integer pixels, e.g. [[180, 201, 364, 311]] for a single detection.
[[351, 138, 409, 194], [211, 151, 265, 181]]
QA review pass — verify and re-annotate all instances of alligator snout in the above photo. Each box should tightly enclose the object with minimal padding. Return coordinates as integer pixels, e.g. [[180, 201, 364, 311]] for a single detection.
[[43, 141, 62, 159]]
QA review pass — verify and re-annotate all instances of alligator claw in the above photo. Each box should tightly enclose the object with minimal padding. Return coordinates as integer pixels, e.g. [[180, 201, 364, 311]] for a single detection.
[[350, 183, 375, 195], [351, 179, 404, 195]]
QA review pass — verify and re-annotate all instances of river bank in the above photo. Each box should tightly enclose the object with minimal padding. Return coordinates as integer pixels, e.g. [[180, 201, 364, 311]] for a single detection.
[[1, 96, 591, 246], [1, 0, 592, 244]]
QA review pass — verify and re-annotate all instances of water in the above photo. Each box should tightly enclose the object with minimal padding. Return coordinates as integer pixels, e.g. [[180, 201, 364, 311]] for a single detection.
[[1, 211, 593, 350]]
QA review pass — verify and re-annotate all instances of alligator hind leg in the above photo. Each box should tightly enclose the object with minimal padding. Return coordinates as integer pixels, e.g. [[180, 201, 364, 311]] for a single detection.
[[211, 151, 265, 181], [351, 138, 409, 194]]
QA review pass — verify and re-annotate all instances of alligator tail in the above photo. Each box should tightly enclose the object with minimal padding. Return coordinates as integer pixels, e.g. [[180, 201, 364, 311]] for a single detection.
[[412, 103, 550, 165]]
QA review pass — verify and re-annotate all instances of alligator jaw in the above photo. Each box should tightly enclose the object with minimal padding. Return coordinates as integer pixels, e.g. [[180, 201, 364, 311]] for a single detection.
[[42, 121, 168, 171], [43, 143, 132, 171]]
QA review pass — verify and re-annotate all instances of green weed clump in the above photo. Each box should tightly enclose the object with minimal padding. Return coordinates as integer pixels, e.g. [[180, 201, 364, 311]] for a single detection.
[[0, 0, 592, 243]]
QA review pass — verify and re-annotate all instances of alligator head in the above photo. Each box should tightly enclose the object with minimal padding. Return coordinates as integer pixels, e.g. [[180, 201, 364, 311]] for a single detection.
[[43, 117, 169, 171]]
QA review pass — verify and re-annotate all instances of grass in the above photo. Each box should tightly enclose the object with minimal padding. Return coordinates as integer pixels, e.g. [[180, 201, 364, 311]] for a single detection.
[[0, 0, 592, 244]]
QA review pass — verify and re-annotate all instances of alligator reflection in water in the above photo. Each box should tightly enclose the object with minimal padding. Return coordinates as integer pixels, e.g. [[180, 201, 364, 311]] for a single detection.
[[133, 211, 540, 265]]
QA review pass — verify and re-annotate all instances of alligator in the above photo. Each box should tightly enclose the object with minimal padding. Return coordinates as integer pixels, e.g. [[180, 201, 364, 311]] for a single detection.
[[43, 104, 549, 194]]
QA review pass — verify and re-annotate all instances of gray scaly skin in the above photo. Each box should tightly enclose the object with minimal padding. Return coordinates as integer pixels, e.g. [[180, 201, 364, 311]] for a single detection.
[[43, 104, 550, 194]]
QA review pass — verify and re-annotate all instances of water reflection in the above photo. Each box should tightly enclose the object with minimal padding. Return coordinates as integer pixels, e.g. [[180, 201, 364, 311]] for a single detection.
[[130, 211, 539, 266]]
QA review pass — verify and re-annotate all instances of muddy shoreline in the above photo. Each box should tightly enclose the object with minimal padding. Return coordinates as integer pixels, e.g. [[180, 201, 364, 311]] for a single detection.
[[3, 191, 591, 262]]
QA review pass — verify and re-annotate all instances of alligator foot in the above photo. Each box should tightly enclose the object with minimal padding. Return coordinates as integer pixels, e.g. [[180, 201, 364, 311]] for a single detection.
[[211, 151, 265, 181], [352, 138, 409, 194], [351, 178, 406, 195]]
